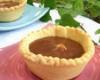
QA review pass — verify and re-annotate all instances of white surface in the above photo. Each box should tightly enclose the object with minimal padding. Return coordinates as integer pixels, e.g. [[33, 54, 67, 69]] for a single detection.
[[75, 15, 100, 45], [0, 21, 47, 48], [50, 9, 61, 24]]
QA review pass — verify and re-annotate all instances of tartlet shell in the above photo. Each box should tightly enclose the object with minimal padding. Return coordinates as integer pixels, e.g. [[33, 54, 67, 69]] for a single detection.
[[0, 0, 27, 22], [19, 25, 95, 80]]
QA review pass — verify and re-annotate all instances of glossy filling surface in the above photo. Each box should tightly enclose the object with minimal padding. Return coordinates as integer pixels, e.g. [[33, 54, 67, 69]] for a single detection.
[[29, 37, 85, 59], [0, 1, 19, 8]]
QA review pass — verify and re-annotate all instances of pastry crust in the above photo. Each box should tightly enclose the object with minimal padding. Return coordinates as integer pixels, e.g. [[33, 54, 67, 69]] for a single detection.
[[0, 0, 27, 22], [19, 25, 95, 80]]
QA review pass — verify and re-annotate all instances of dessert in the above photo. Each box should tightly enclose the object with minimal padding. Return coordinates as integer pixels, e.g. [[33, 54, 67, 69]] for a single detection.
[[19, 26, 95, 80], [0, 0, 27, 22]]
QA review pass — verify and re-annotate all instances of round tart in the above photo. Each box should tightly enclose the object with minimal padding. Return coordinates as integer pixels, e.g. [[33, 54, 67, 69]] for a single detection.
[[19, 26, 95, 80], [0, 0, 27, 22]]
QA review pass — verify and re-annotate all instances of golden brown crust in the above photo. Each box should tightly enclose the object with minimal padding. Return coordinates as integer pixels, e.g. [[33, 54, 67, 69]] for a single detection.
[[19, 25, 95, 80], [20, 25, 94, 66], [0, 0, 27, 21], [0, 0, 27, 11]]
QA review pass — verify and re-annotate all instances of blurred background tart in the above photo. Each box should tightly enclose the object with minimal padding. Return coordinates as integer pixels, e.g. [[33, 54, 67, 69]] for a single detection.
[[0, 0, 27, 22], [19, 25, 95, 80]]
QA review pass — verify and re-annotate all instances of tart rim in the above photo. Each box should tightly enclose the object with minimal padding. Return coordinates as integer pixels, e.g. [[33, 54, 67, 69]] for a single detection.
[[0, 0, 27, 11], [19, 26, 95, 67]]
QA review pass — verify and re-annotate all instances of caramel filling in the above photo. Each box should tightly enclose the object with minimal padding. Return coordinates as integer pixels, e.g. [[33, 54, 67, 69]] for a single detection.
[[29, 37, 85, 59], [0, 1, 19, 8]]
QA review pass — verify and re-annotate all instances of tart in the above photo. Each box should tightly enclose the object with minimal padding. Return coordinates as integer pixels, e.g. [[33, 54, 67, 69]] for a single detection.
[[0, 0, 27, 22], [19, 26, 95, 80]]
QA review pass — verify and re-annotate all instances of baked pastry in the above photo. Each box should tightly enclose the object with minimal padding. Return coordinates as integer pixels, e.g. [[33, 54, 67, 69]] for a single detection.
[[0, 0, 27, 22], [19, 25, 95, 80]]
